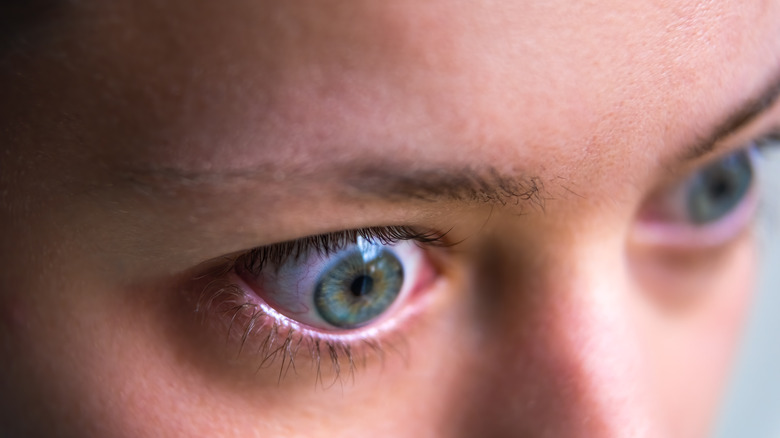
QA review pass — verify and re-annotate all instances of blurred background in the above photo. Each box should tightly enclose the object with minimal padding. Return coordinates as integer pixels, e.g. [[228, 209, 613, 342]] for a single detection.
[[715, 147, 780, 437]]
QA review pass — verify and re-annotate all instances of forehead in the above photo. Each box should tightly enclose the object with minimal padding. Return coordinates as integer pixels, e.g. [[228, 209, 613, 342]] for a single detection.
[[6, 1, 780, 191]]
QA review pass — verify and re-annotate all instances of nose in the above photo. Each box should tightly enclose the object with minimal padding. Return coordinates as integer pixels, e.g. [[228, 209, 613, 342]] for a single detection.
[[448, 240, 661, 438]]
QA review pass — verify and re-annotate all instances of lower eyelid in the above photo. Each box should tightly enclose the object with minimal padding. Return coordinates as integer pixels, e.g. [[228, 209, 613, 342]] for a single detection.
[[630, 183, 760, 249], [186, 261, 443, 381]]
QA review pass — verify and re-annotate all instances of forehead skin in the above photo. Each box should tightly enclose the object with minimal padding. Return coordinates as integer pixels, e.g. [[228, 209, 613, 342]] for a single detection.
[[5, 0, 780, 181]]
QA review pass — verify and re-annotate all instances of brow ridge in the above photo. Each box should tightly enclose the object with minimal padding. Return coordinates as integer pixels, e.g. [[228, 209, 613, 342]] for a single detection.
[[343, 164, 547, 208]]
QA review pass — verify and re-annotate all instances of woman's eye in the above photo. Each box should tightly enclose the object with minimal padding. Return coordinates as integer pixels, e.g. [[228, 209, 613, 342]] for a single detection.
[[233, 235, 435, 331], [633, 145, 764, 248]]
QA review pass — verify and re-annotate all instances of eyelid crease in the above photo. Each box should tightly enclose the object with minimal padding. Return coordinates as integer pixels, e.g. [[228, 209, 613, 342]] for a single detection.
[[662, 130, 777, 182]]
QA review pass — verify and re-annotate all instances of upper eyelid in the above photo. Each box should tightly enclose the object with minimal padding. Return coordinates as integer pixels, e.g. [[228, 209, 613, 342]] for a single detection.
[[238, 226, 449, 273], [661, 133, 769, 182]]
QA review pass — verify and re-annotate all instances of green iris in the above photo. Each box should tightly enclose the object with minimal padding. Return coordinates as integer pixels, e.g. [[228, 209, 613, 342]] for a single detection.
[[313, 247, 404, 329], [686, 150, 753, 224]]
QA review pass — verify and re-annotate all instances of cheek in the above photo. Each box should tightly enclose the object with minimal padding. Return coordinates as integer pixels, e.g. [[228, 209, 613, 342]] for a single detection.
[[640, 234, 757, 436]]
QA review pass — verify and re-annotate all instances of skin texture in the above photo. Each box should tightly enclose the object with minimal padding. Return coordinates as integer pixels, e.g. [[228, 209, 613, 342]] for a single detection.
[[1, 0, 780, 437]]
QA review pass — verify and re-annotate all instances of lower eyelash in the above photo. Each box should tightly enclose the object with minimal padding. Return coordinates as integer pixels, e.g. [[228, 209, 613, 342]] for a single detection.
[[194, 274, 411, 387]]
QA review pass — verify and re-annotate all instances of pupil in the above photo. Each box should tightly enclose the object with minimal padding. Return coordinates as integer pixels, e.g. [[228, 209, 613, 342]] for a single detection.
[[350, 275, 374, 297], [685, 149, 753, 225], [314, 247, 404, 328], [708, 174, 733, 199]]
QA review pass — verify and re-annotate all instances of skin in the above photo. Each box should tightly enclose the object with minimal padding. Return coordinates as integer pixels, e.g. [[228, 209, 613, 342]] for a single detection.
[[1, 0, 780, 437]]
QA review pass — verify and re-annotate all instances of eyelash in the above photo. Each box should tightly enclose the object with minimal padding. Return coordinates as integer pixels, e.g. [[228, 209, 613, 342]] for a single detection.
[[239, 226, 448, 272], [194, 226, 448, 385]]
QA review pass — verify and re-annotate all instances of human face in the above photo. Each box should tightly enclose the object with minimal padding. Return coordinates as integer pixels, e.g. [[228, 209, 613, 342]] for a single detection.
[[1, 1, 779, 437]]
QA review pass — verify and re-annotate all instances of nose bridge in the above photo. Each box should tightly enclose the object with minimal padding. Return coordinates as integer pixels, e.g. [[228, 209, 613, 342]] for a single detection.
[[451, 237, 659, 437], [540, 253, 652, 435]]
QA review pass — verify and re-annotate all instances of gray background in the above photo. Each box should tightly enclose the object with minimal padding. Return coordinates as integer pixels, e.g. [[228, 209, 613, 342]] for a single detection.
[[715, 147, 780, 438]]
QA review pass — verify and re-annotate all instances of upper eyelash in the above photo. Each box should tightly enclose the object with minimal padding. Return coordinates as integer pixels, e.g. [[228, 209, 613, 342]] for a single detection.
[[239, 225, 448, 273]]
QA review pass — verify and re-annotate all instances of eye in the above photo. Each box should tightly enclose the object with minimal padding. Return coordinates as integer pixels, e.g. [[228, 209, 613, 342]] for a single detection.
[[233, 230, 438, 332], [633, 145, 763, 248], [189, 227, 447, 382], [686, 150, 754, 224]]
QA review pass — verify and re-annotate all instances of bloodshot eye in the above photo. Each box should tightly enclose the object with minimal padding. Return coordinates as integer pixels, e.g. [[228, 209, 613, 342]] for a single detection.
[[234, 237, 434, 331], [633, 146, 761, 248]]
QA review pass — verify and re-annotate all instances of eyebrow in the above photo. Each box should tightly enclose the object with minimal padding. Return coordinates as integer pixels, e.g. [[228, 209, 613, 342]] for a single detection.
[[123, 65, 780, 208], [680, 66, 780, 162], [342, 165, 548, 208], [347, 66, 780, 205], [120, 161, 549, 208]]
